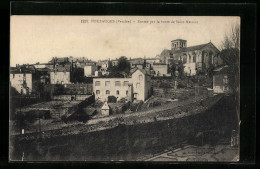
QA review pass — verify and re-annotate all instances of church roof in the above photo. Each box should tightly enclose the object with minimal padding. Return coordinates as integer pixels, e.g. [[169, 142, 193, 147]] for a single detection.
[[165, 42, 219, 55], [172, 43, 210, 54], [171, 39, 187, 42]]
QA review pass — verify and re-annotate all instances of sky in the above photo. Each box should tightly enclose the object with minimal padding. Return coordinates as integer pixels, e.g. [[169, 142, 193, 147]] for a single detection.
[[10, 16, 240, 67]]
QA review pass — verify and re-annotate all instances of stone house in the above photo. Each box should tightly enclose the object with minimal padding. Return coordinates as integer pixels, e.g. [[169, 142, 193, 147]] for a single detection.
[[93, 68, 152, 102]]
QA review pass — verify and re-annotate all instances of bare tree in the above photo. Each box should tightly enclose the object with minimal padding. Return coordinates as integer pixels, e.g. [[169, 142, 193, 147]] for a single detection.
[[220, 23, 240, 126], [221, 23, 240, 50]]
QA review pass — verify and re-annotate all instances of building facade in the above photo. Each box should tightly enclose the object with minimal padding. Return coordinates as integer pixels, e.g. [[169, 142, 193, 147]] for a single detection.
[[160, 39, 223, 75], [10, 72, 32, 95], [152, 63, 169, 76], [84, 65, 98, 77], [50, 65, 71, 84], [93, 69, 151, 102], [213, 66, 231, 93]]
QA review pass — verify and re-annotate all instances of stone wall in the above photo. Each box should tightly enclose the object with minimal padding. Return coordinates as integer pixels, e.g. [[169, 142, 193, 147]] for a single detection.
[[53, 94, 91, 101], [10, 95, 238, 161]]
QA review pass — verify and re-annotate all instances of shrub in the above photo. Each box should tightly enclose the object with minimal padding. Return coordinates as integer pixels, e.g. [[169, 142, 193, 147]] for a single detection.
[[61, 115, 67, 123], [108, 96, 117, 103]]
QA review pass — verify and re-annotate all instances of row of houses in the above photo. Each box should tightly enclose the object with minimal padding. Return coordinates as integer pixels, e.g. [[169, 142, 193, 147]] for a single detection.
[[10, 39, 230, 98]]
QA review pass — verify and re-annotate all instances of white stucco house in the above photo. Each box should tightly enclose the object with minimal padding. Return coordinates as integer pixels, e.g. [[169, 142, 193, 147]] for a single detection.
[[50, 65, 71, 84], [93, 68, 152, 102], [10, 70, 32, 95]]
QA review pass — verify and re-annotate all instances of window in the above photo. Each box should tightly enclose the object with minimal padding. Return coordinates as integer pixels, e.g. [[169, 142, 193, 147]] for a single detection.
[[223, 76, 228, 84], [123, 81, 129, 86], [136, 83, 140, 88], [139, 75, 143, 80], [115, 81, 121, 86], [105, 81, 110, 86], [96, 90, 100, 94], [95, 81, 101, 86], [193, 55, 196, 63], [126, 90, 128, 95], [116, 90, 119, 95], [106, 90, 110, 94], [13, 74, 15, 78]]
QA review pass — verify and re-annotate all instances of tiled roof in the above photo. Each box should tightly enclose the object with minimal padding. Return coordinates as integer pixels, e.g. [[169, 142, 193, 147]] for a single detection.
[[50, 65, 71, 72], [130, 59, 144, 65], [171, 43, 210, 54], [171, 39, 187, 42], [163, 42, 218, 55], [130, 67, 150, 76]]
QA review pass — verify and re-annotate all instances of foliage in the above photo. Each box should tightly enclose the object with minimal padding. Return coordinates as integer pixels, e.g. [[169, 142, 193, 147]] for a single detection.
[[61, 115, 68, 123], [107, 56, 131, 77], [221, 23, 240, 50], [206, 64, 216, 78], [159, 82, 172, 88], [71, 67, 85, 83], [220, 23, 240, 95], [108, 96, 117, 103], [54, 84, 65, 95], [220, 48, 240, 93], [117, 56, 131, 73], [10, 86, 19, 96], [220, 23, 240, 122], [168, 60, 185, 78]]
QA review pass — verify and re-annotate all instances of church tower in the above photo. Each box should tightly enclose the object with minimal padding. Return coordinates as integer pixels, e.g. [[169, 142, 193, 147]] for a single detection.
[[171, 39, 187, 50]]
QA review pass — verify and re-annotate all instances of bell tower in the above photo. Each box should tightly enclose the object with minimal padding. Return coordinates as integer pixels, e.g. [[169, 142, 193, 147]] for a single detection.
[[171, 39, 187, 50]]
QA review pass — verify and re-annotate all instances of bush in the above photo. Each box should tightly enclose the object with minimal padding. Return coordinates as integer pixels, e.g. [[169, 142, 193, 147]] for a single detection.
[[159, 82, 171, 88], [61, 115, 67, 123], [177, 83, 186, 88], [108, 96, 117, 103]]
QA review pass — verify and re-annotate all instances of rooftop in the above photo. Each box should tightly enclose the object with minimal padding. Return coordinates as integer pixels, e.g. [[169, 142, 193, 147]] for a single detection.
[[171, 39, 187, 42]]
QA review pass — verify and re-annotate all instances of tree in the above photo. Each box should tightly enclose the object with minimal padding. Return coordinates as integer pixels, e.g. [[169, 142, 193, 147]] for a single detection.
[[71, 67, 85, 83], [54, 84, 65, 95], [117, 56, 130, 73], [221, 23, 240, 50], [108, 56, 131, 78], [220, 23, 240, 124], [169, 60, 185, 78], [220, 48, 239, 94], [10, 86, 19, 97]]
